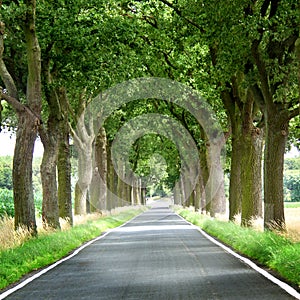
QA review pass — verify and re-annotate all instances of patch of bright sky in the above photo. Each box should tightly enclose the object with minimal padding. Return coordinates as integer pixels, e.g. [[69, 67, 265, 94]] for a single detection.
[[0, 131, 44, 157]]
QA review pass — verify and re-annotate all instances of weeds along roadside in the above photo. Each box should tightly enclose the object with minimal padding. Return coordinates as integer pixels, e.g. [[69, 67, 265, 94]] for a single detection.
[[175, 207, 300, 290], [0, 206, 146, 290]]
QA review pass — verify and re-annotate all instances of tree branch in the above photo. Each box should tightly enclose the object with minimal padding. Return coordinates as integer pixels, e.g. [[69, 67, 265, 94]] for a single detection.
[[159, 0, 205, 33]]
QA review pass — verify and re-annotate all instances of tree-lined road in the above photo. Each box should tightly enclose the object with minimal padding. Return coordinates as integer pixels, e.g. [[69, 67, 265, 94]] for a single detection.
[[3, 202, 297, 299]]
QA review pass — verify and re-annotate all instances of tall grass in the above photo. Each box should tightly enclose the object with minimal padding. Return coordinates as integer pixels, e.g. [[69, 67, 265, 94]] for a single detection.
[[177, 208, 300, 288], [0, 207, 145, 290]]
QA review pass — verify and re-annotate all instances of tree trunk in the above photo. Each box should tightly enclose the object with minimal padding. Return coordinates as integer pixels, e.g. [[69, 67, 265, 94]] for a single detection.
[[206, 139, 226, 217], [240, 128, 263, 226], [264, 112, 288, 230], [40, 139, 60, 229], [106, 143, 115, 211], [90, 127, 107, 212], [74, 149, 93, 215], [173, 183, 181, 205], [57, 88, 73, 224], [228, 120, 242, 221], [57, 122, 73, 225], [13, 117, 37, 234], [12, 0, 42, 234], [39, 89, 62, 230]]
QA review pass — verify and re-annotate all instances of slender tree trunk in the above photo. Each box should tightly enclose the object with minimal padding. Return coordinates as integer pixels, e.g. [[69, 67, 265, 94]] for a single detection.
[[228, 120, 242, 221], [199, 131, 209, 213], [57, 88, 73, 224], [106, 143, 115, 211], [90, 127, 107, 212], [57, 122, 73, 225], [173, 183, 181, 205]]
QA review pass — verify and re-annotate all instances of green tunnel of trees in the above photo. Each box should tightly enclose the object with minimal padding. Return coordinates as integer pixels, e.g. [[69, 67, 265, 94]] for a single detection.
[[0, 0, 299, 235]]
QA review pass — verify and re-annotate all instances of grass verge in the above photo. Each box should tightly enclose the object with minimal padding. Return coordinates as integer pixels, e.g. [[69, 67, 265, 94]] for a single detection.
[[0, 207, 145, 291], [176, 207, 300, 289]]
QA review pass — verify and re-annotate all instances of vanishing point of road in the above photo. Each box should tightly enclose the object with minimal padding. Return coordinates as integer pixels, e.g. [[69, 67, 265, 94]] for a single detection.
[[1, 200, 299, 300]]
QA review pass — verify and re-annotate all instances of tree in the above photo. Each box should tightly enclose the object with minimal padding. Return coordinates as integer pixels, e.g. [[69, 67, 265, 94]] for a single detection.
[[0, 0, 42, 234]]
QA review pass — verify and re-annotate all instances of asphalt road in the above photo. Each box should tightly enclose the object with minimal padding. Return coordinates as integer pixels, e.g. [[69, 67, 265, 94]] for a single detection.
[[2, 201, 299, 299]]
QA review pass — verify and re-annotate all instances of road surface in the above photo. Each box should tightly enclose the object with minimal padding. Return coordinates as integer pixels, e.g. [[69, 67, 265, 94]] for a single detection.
[[1, 201, 299, 299]]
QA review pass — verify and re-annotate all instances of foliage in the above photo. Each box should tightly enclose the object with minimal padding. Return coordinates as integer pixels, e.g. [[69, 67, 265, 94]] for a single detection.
[[0, 157, 12, 190], [284, 172, 300, 202], [285, 157, 300, 171], [0, 189, 13, 218], [0, 188, 42, 218], [177, 208, 300, 288], [0, 207, 144, 290], [284, 202, 300, 209]]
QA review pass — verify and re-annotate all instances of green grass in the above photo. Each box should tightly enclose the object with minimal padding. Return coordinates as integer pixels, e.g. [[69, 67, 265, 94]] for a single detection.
[[0, 208, 144, 290], [176, 208, 300, 288], [285, 202, 300, 208]]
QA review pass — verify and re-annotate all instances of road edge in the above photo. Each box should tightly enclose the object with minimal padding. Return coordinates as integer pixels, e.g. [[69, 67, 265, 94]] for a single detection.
[[176, 213, 300, 300], [0, 210, 145, 300]]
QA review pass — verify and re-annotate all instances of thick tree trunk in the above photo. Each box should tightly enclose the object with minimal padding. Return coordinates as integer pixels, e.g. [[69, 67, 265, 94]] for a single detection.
[[40, 140, 60, 229], [39, 88, 61, 230], [12, 0, 42, 234], [72, 109, 94, 215], [206, 140, 226, 217], [264, 113, 288, 230], [13, 116, 37, 234], [57, 88, 73, 224], [240, 128, 263, 226]]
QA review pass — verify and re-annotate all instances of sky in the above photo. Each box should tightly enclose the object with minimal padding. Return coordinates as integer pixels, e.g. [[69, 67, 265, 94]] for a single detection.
[[0, 132, 44, 157]]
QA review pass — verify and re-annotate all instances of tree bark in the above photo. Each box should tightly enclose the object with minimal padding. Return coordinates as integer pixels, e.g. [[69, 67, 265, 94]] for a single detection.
[[90, 127, 107, 212], [13, 116, 38, 234], [228, 118, 242, 221], [240, 128, 263, 226], [264, 111, 288, 230], [57, 120, 73, 225], [40, 136, 60, 229], [71, 110, 94, 215], [12, 0, 42, 234]]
